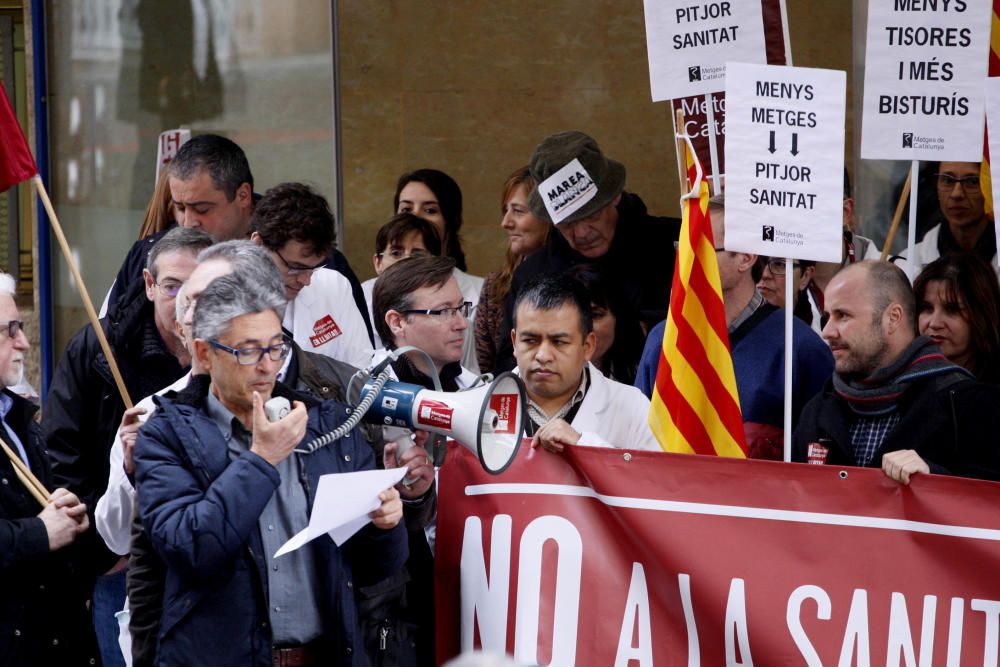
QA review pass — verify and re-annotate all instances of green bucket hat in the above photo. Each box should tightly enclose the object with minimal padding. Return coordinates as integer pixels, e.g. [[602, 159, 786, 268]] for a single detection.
[[527, 131, 626, 225]]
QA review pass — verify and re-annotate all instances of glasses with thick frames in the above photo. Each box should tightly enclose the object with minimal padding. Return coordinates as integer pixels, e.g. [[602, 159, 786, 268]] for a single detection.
[[935, 173, 981, 195], [0, 320, 24, 338], [209, 338, 292, 365], [400, 301, 473, 320]]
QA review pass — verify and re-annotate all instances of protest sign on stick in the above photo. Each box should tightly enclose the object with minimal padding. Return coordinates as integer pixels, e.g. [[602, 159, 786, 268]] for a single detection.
[[861, 0, 992, 277]]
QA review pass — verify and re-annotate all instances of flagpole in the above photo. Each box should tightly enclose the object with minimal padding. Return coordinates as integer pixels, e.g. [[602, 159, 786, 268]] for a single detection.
[[783, 259, 794, 462], [32, 176, 134, 409], [879, 162, 914, 262], [704, 93, 722, 195], [674, 109, 691, 197], [905, 160, 919, 281]]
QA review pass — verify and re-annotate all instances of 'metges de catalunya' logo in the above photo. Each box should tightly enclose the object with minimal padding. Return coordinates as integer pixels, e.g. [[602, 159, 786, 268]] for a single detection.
[[902, 133, 913, 148], [762, 225, 775, 242], [688, 66, 702, 82]]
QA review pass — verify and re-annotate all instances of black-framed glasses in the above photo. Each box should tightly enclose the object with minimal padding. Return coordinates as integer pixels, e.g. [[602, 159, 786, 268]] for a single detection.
[[765, 258, 801, 276], [401, 301, 472, 320], [273, 247, 328, 276], [209, 338, 292, 365], [154, 281, 183, 298], [935, 173, 981, 194], [0, 320, 24, 338]]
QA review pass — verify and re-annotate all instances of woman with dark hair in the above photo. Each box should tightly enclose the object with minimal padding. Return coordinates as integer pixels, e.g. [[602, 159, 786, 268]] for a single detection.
[[913, 253, 1000, 383], [362, 213, 443, 348], [757, 257, 820, 332], [566, 263, 645, 385], [475, 166, 550, 373], [394, 168, 485, 372]]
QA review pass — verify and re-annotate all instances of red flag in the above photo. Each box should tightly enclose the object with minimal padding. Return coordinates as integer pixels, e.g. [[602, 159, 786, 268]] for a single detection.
[[0, 83, 38, 193]]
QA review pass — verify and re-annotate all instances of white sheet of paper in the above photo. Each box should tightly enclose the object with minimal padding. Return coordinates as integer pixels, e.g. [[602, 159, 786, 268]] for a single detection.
[[274, 467, 407, 558]]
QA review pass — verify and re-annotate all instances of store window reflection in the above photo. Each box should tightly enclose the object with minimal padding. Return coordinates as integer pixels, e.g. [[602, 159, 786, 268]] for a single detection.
[[46, 0, 335, 353]]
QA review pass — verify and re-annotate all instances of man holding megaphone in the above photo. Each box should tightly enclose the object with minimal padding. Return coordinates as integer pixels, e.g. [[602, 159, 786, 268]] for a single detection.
[[512, 274, 662, 453], [371, 254, 480, 665]]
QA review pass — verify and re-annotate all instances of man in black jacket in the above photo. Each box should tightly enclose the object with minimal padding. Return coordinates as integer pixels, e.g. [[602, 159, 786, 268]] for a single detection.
[[0, 273, 100, 665], [43, 226, 211, 666], [495, 131, 681, 371], [793, 260, 1000, 482]]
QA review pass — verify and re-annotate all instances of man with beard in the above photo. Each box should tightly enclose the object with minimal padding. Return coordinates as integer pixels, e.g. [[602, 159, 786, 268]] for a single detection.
[[793, 261, 1000, 483]]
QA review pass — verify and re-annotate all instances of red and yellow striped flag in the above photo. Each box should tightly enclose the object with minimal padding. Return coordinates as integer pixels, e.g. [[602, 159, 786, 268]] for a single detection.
[[981, 0, 1000, 216], [648, 144, 746, 457]]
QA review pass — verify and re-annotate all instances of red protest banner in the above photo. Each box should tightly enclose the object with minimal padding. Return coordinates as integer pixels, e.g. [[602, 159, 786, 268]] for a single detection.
[[436, 442, 1000, 666], [0, 83, 37, 193]]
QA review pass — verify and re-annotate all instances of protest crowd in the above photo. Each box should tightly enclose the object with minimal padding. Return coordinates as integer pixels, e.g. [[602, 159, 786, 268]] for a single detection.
[[5, 4, 1000, 663]]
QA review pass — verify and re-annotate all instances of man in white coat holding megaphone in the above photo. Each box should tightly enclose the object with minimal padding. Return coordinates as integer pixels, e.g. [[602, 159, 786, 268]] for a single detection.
[[511, 273, 661, 453]]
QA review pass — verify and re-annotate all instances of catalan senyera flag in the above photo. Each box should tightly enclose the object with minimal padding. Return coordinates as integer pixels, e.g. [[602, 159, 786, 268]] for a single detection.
[[981, 0, 1000, 216], [0, 83, 37, 194], [647, 144, 746, 457]]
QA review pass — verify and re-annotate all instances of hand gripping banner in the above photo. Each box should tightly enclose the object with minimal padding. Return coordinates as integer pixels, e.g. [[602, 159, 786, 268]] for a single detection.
[[436, 442, 1000, 666]]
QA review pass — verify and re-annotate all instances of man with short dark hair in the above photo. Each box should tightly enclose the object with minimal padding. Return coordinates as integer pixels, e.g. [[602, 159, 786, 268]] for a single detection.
[[495, 131, 681, 371], [794, 260, 1000, 482], [0, 273, 101, 665], [373, 255, 478, 390], [513, 273, 660, 452], [250, 182, 373, 367], [43, 226, 211, 666], [102, 136, 374, 344], [134, 273, 406, 665]]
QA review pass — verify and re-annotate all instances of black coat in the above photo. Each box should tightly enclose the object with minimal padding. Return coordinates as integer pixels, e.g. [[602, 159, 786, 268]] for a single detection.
[[495, 191, 680, 372], [792, 373, 1000, 481], [0, 389, 101, 666], [43, 285, 187, 572]]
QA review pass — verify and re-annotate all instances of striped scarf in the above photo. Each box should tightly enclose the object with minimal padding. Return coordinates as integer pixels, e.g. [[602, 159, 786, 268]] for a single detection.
[[833, 336, 971, 416]]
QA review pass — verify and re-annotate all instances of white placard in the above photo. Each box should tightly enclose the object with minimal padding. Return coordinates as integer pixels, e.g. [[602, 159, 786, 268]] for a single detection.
[[985, 77, 1000, 258], [538, 158, 598, 225], [155, 129, 191, 183], [644, 0, 767, 100], [724, 62, 846, 263], [860, 0, 992, 161]]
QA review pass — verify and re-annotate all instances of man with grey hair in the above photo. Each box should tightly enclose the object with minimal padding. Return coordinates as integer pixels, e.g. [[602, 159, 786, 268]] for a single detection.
[[794, 260, 1000, 482], [0, 272, 101, 664], [43, 225, 211, 666], [133, 273, 406, 665]]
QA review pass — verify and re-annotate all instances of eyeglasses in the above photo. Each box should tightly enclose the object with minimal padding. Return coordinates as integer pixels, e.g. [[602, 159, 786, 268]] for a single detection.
[[401, 301, 472, 320], [377, 248, 431, 261], [154, 281, 183, 298], [0, 320, 24, 338], [764, 258, 801, 275], [935, 173, 981, 195], [209, 338, 292, 365], [273, 247, 328, 276]]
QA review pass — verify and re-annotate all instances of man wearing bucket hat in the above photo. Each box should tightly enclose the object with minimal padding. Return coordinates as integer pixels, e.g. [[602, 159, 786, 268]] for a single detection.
[[494, 131, 681, 372]]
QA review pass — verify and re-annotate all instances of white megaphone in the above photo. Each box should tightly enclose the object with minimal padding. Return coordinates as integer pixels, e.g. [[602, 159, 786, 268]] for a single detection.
[[361, 371, 527, 475]]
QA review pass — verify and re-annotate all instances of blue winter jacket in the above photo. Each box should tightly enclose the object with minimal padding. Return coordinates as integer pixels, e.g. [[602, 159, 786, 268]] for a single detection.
[[134, 376, 407, 666]]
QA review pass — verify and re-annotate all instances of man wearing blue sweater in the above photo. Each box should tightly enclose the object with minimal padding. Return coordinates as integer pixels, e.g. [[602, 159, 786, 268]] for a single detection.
[[635, 194, 834, 459]]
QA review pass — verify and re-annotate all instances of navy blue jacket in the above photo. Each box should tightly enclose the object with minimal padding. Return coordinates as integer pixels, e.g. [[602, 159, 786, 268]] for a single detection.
[[134, 376, 407, 666]]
